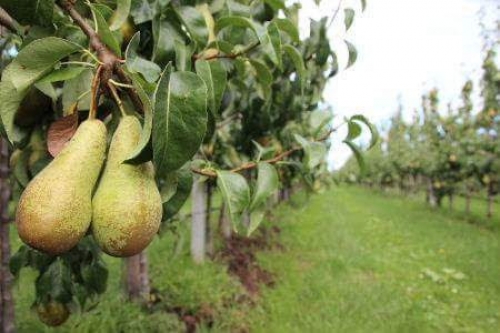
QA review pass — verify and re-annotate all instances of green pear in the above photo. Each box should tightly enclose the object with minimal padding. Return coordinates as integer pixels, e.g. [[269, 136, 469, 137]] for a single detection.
[[16, 120, 107, 255], [92, 116, 162, 257]]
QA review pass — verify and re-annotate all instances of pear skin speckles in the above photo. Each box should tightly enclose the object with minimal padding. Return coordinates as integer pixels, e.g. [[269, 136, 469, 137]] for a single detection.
[[92, 116, 162, 257], [16, 120, 107, 255]]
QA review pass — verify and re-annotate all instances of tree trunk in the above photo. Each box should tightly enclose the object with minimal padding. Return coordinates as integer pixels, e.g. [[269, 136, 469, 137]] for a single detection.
[[465, 190, 471, 214], [205, 183, 214, 256], [125, 252, 150, 301], [218, 203, 231, 240], [0, 138, 15, 333], [191, 179, 207, 264]]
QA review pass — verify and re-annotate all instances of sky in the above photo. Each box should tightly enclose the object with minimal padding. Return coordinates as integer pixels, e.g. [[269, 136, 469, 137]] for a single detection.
[[294, 0, 499, 169]]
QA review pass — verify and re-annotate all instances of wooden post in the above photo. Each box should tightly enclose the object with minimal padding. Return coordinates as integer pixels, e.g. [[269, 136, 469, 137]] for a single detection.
[[191, 179, 207, 263], [205, 183, 214, 256], [125, 251, 150, 301], [427, 179, 437, 208]]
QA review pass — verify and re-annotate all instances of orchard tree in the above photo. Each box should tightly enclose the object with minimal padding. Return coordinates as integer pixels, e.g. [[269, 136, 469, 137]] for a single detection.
[[0, 0, 375, 329]]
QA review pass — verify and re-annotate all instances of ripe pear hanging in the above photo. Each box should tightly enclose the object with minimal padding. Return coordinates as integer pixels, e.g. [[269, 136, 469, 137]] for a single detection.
[[16, 119, 107, 255], [92, 116, 162, 257]]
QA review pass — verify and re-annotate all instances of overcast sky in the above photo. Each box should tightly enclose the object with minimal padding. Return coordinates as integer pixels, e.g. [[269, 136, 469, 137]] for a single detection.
[[295, 0, 499, 169]]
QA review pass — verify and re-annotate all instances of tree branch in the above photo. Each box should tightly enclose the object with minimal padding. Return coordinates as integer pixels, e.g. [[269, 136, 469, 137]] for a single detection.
[[56, 0, 143, 113], [193, 41, 260, 61], [0, 6, 22, 35], [191, 126, 339, 178]]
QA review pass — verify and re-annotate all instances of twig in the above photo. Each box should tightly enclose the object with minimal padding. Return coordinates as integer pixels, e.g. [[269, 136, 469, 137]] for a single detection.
[[108, 81, 127, 117], [89, 65, 102, 120], [57, 0, 143, 113], [0, 6, 23, 34], [60, 61, 97, 68], [328, 0, 344, 29], [109, 79, 134, 89], [216, 113, 242, 130], [191, 125, 341, 178], [115, 66, 144, 113], [193, 41, 260, 61]]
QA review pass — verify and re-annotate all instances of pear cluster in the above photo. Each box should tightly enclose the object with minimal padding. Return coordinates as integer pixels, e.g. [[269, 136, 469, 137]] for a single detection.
[[16, 116, 162, 257]]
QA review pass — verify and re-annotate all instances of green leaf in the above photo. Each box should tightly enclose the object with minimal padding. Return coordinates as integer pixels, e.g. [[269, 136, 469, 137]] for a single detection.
[[216, 171, 251, 232], [351, 114, 379, 149], [216, 17, 282, 67], [0, 0, 54, 27], [346, 120, 362, 141], [37, 67, 87, 84], [311, 109, 333, 137], [267, 22, 282, 69], [252, 140, 276, 161], [152, 13, 185, 66], [110, 0, 132, 31], [294, 134, 327, 170], [9, 246, 30, 277], [125, 32, 161, 83], [62, 68, 93, 111], [174, 6, 209, 47], [152, 65, 208, 177], [195, 60, 227, 117], [81, 259, 108, 295], [343, 140, 365, 173], [92, 3, 114, 20], [345, 40, 358, 68], [361, 0, 367, 11], [250, 162, 279, 209], [249, 59, 273, 87], [91, 5, 122, 56], [0, 79, 28, 144], [130, 0, 154, 24], [9, 37, 82, 91], [125, 72, 154, 164], [12, 147, 31, 188], [216, 16, 256, 33], [36, 259, 72, 303], [283, 45, 305, 93], [274, 18, 300, 44], [344, 8, 355, 31], [263, 0, 285, 11], [162, 166, 193, 221], [174, 40, 195, 72]]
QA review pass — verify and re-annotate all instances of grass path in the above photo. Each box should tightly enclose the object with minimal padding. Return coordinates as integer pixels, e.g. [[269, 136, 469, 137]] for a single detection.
[[247, 186, 500, 332], [10, 186, 500, 332]]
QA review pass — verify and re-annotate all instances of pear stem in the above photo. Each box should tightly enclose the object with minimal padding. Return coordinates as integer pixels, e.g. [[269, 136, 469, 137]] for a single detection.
[[108, 81, 127, 117], [89, 65, 102, 120], [109, 79, 134, 89]]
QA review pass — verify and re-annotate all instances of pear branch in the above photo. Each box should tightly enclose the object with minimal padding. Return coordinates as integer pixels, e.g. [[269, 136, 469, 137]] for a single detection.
[[0, 6, 23, 35], [191, 126, 339, 178], [56, 0, 143, 113], [193, 41, 260, 61]]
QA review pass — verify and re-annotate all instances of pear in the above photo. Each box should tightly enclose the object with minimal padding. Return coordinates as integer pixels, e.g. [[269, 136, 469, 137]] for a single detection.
[[92, 116, 162, 257], [16, 120, 107, 255]]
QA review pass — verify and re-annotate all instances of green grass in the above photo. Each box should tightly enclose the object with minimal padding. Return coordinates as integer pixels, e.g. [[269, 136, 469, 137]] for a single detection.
[[9, 186, 500, 332], [246, 186, 500, 332]]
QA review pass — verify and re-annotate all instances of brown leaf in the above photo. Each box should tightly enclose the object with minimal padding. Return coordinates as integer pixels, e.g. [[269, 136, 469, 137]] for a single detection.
[[47, 112, 79, 157]]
